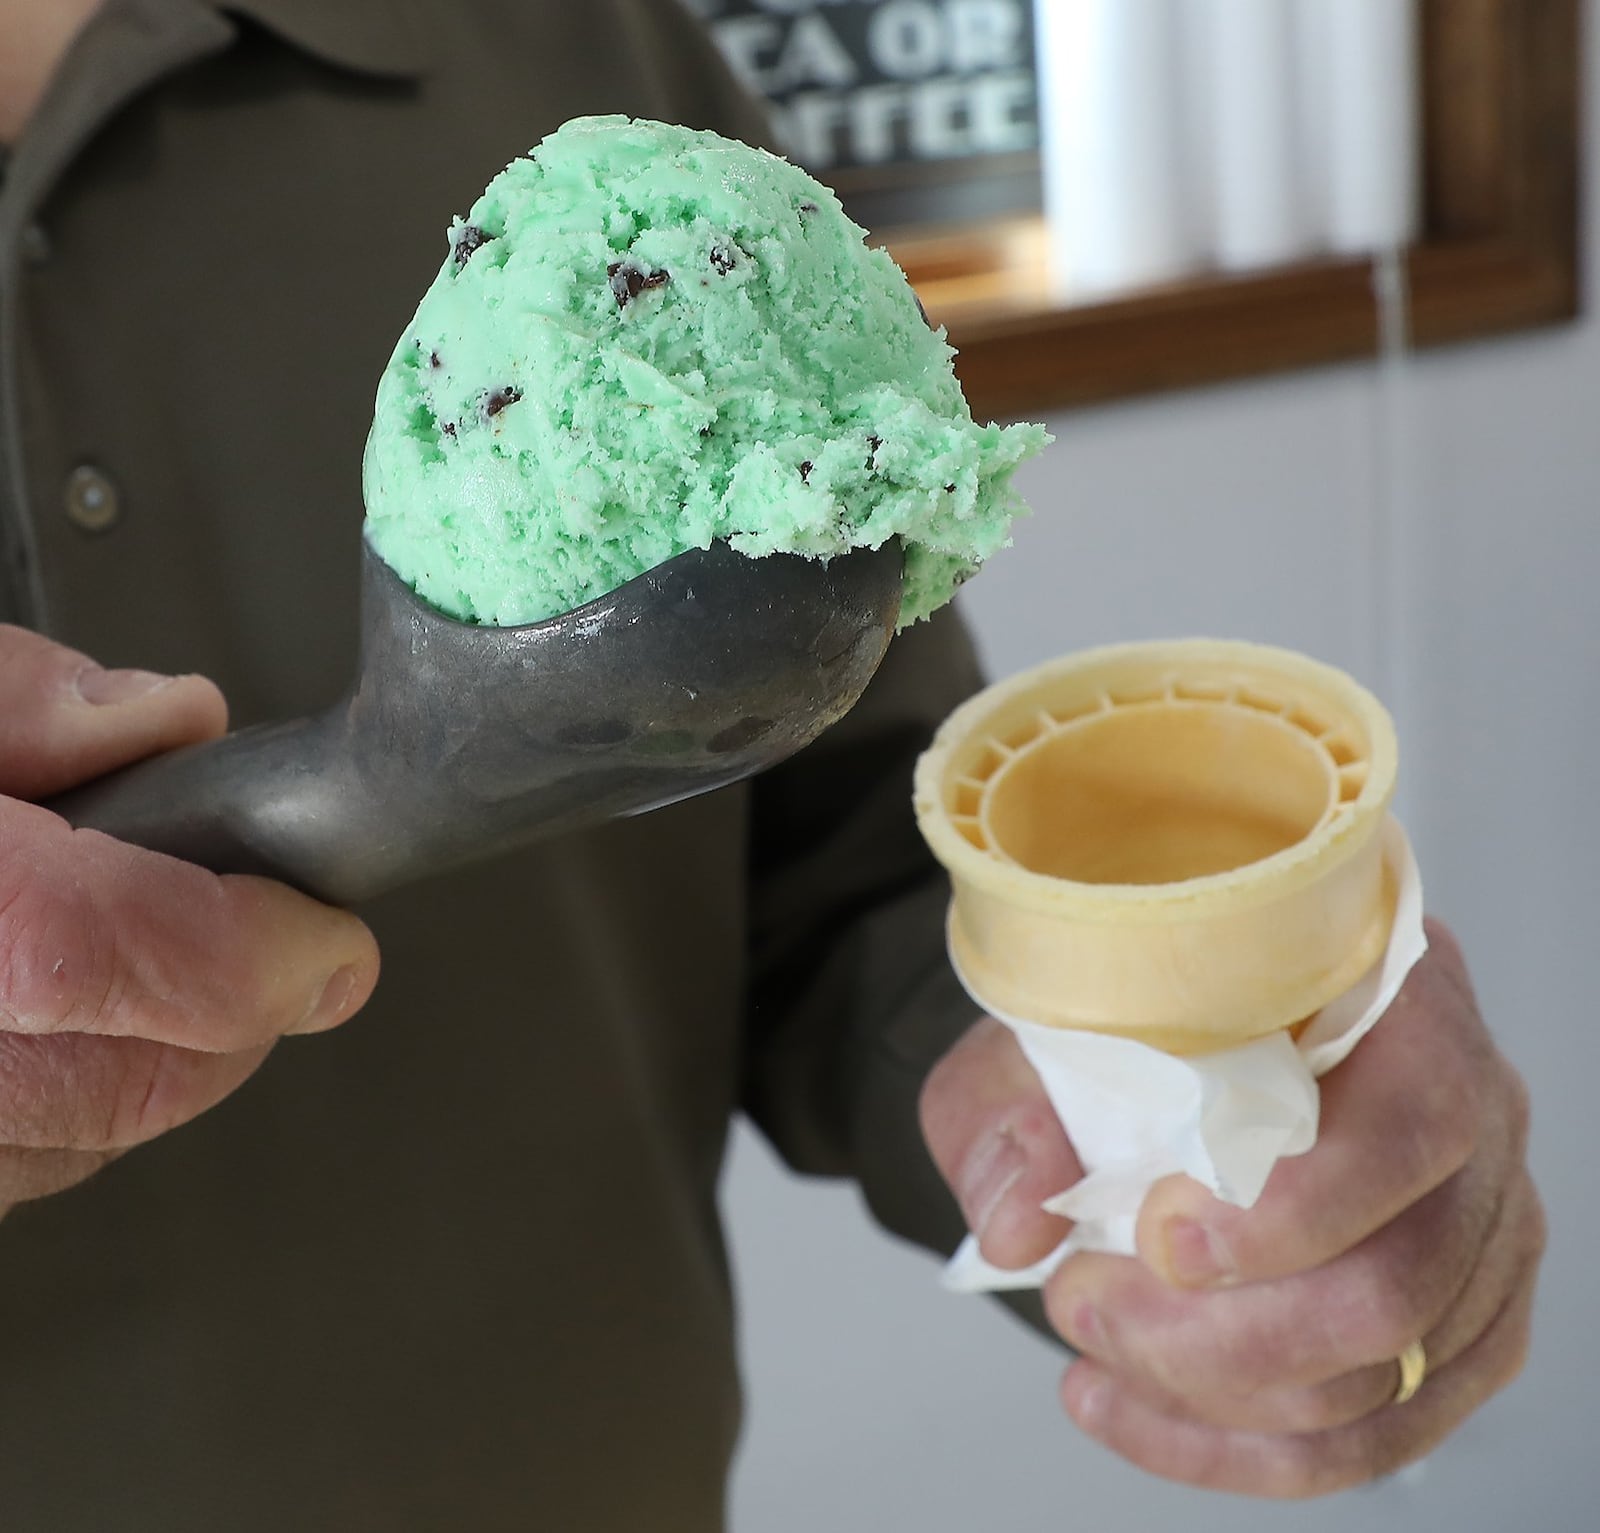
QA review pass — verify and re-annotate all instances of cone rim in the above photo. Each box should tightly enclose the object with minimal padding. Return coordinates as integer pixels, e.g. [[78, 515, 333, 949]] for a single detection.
[[913, 638, 1399, 924]]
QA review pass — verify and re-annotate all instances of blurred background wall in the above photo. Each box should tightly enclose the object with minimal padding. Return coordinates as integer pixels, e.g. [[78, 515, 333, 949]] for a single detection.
[[720, 6, 1598, 1530]]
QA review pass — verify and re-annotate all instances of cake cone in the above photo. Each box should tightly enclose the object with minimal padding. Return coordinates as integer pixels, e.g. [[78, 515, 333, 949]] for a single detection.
[[914, 640, 1399, 1055]]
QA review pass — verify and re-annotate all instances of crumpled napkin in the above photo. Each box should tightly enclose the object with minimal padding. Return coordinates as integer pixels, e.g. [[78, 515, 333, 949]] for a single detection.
[[944, 817, 1427, 1292]]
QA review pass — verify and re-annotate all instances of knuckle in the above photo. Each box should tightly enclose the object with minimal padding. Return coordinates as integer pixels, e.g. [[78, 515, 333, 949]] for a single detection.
[[101, 1041, 201, 1148], [1004, 1097, 1073, 1156], [0, 851, 114, 1034], [1136, 1314, 1225, 1397], [5, 1036, 187, 1152], [1272, 1376, 1381, 1436], [1161, 1290, 1352, 1397], [0, 629, 71, 717], [1279, 1396, 1337, 1437], [1500, 1059, 1533, 1157], [105, 1043, 168, 1147], [1408, 1045, 1480, 1183], [1048, 1291, 1119, 1366], [917, 1017, 1046, 1179], [1249, 1388, 1326, 1437], [1346, 1245, 1434, 1360], [1045, 1262, 1159, 1366], [0, 1033, 72, 1145], [1260, 1434, 1333, 1499], [0, 1032, 137, 1151]]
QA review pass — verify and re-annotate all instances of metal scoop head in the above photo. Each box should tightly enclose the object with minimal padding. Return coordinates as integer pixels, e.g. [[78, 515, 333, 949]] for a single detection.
[[51, 537, 903, 905]]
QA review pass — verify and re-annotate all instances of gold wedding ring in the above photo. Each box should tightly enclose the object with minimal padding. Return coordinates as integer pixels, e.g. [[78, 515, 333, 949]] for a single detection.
[[1393, 1339, 1428, 1406]]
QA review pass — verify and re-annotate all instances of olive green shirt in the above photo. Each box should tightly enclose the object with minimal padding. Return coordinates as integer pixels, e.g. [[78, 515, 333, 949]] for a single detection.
[[0, 2, 988, 1527]]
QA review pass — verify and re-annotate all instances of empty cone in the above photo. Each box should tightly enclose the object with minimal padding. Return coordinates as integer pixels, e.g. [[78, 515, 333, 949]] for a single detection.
[[914, 640, 1399, 1055]]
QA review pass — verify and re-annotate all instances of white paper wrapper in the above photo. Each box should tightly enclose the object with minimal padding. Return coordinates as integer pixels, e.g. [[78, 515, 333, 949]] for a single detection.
[[944, 817, 1427, 1293]]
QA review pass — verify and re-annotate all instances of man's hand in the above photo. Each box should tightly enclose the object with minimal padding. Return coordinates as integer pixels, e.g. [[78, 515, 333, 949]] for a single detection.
[[919, 921, 1542, 1497], [0, 626, 378, 1217]]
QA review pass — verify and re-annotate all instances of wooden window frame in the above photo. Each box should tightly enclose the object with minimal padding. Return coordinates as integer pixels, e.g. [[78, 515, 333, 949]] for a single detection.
[[890, 0, 1581, 420]]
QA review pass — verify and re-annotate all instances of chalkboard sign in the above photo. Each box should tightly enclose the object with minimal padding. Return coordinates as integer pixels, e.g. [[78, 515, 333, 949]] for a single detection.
[[684, 0, 1042, 235]]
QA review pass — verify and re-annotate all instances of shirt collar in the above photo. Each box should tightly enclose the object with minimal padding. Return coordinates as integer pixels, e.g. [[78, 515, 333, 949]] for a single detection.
[[3, 0, 427, 312], [212, 1, 428, 79]]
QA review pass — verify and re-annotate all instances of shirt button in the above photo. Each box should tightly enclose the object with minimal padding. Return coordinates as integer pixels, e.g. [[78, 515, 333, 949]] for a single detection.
[[65, 465, 121, 533], [20, 223, 51, 265]]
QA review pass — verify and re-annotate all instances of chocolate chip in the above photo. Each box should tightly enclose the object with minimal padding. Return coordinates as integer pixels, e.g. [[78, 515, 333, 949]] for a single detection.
[[943, 483, 957, 494], [608, 261, 670, 308], [710, 245, 736, 275], [798, 201, 818, 217], [799, 461, 813, 484], [429, 350, 442, 369], [441, 421, 457, 439], [454, 225, 494, 268], [483, 386, 523, 418]]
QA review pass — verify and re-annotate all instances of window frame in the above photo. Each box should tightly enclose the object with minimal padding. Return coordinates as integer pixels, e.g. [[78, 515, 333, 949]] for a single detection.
[[888, 0, 1581, 419]]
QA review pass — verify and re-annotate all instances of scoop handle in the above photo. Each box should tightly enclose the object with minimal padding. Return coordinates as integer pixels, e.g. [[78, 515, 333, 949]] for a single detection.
[[45, 710, 378, 903], [46, 540, 903, 906]]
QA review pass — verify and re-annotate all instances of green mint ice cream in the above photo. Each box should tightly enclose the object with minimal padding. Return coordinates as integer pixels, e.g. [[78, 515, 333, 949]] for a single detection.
[[362, 115, 1048, 627]]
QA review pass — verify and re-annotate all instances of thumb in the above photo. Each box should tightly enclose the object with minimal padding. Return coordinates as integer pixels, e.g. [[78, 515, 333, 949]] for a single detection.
[[0, 626, 227, 800], [919, 1015, 1081, 1269]]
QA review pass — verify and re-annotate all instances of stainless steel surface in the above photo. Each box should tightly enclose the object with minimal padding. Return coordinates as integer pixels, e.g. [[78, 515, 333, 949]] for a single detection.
[[51, 537, 903, 904]]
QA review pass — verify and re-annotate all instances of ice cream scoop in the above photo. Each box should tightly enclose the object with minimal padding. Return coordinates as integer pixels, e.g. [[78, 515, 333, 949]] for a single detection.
[[54, 116, 1042, 903], [363, 116, 1046, 630], [51, 536, 902, 905]]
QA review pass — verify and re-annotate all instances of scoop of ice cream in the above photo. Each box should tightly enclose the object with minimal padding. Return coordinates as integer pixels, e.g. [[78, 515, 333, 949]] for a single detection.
[[361, 115, 1048, 627]]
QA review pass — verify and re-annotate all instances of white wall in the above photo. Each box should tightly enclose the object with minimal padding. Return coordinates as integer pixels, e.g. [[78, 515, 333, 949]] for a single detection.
[[722, 15, 1600, 1530]]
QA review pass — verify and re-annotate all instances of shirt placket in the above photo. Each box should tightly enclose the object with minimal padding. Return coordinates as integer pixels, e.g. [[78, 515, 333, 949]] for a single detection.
[[0, 143, 41, 626], [0, 0, 233, 631]]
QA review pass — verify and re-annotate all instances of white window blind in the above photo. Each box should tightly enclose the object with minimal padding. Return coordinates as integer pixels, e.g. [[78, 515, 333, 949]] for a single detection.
[[1035, 0, 1420, 299]]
